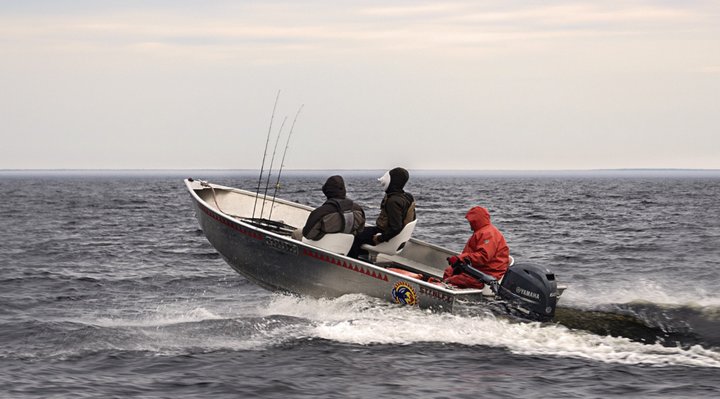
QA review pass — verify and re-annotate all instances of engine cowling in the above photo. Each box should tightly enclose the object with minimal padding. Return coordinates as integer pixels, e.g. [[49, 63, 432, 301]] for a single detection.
[[498, 263, 559, 321]]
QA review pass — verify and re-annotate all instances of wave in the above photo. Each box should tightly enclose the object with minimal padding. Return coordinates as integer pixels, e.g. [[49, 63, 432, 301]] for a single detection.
[[554, 277, 720, 347], [560, 277, 720, 309], [0, 306, 309, 360], [556, 302, 720, 348]]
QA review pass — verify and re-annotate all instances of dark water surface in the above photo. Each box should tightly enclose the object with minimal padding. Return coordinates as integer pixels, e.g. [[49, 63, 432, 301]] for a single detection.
[[1, 170, 719, 398]]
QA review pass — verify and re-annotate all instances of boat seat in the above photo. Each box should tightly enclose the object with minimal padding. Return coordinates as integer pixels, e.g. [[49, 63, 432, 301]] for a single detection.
[[361, 220, 417, 261], [302, 233, 355, 256]]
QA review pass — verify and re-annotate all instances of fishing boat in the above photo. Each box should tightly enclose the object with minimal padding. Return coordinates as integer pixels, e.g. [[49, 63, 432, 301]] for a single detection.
[[185, 178, 565, 321]]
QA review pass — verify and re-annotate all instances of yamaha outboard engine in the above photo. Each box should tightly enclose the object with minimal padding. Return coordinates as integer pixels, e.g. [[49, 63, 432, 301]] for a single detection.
[[497, 263, 558, 321], [460, 262, 559, 321]]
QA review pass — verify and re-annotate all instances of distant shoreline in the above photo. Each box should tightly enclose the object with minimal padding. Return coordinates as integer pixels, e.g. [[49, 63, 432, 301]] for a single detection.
[[2, 168, 719, 178]]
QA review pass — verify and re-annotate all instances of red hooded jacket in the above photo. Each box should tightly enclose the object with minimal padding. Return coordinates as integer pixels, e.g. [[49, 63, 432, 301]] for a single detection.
[[443, 206, 510, 288]]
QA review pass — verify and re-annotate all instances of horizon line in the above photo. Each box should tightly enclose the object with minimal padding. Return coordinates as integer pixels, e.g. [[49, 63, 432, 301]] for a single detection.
[[2, 168, 720, 173]]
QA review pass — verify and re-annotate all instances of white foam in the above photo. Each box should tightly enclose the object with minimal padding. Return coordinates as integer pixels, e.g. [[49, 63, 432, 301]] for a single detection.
[[262, 293, 720, 368]]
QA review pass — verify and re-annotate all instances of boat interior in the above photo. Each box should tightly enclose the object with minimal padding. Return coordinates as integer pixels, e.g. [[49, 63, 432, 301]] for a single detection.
[[189, 180, 492, 294]]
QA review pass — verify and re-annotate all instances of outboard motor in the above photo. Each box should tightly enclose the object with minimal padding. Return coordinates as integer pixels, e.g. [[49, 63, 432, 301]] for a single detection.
[[460, 261, 559, 321], [496, 263, 559, 321]]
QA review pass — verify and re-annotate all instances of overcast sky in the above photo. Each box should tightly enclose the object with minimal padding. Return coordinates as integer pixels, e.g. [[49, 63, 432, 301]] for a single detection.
[[1, 1, 718, 170]]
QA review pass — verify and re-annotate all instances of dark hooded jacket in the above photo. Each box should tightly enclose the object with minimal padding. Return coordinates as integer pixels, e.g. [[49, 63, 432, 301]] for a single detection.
[[375, 167, 416, 243], [302, 175, 365, 240], [443, 206, 509, 288]]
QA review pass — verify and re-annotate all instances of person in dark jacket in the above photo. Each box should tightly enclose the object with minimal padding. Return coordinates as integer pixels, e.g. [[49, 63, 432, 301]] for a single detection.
[[443, 206, 509, 289], [348, 167, 416, 258], [293, 175, 365, 241]]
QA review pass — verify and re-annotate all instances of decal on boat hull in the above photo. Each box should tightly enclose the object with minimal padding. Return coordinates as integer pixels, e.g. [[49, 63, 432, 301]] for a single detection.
[[392, 281, 417, 305]]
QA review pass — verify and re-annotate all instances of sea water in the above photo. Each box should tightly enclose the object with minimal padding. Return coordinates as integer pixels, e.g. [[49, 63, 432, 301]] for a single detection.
[[1, 170, 719, 398]]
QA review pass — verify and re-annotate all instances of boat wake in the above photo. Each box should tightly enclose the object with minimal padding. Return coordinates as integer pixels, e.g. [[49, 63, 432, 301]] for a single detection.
[[554, 278, 720, 348], [6, 292, 719, 370], [256, 294, 720, 368]]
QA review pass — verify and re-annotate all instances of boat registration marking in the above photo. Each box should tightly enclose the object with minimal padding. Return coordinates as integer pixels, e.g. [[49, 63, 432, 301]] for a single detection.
[[418, 286, 453, 303], [264, 236, 299, 255]]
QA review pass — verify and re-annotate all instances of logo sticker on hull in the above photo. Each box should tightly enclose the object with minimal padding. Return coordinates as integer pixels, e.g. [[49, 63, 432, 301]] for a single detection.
[[392, 281, 417, 306]]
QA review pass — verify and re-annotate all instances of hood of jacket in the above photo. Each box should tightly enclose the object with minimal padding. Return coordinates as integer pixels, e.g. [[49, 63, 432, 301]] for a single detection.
[[385, 167, 409, 193], [466, 206, 491, 231], [322, 175, 346, 199]]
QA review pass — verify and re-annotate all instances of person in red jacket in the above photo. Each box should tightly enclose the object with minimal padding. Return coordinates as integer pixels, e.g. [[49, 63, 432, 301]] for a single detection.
[[443, 206, 510, 289]]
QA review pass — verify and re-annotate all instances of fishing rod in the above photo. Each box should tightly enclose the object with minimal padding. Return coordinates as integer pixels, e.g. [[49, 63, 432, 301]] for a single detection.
[[252, 90, 281, 220], [259, 116, 288, 220], [268, 104, 303, 220]]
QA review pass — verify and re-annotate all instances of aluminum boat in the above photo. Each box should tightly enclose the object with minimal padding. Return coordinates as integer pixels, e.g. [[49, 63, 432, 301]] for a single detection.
[[186, 178, 564, 321]]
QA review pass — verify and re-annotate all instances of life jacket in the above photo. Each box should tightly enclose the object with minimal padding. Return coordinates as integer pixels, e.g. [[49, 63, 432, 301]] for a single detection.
[[327, 198, 357, 234]]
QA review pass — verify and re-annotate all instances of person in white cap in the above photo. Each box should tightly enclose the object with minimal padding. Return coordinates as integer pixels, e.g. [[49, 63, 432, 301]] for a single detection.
[[348, 167, 415, 258]]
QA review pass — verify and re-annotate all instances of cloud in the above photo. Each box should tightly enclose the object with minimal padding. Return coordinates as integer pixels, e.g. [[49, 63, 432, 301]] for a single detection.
[[1, 1, 719, 169], [0, 1, 713, 59]]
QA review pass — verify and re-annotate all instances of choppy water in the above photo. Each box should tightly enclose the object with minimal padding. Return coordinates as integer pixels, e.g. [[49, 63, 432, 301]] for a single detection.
[[1, 170, 719, 398]]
